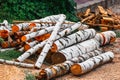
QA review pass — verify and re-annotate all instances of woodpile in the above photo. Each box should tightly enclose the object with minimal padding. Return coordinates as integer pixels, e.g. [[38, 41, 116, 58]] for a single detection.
[[77, 6, 120, 31], [37, 49, 103, 80], [0, 13, 116, 79]]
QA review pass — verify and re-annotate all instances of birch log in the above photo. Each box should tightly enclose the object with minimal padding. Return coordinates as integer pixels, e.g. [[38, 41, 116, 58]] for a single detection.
[[51, 39, 100, 64], [0, 20, 10, 31], [21, 23, 74, 42], [35, 14, 66, 68], [35, 33, 51, 41], [30, 26, 48, 32], [0, 30, 9, 38], [95, 31, 116, 46], [12, 22, 52, 32], [15, 31, 30, 37], [12, 23, 30, 32], [0, 26, 9, 31], [0, 48, 15, 52], [70, 51, 114, 76], [1, 41, 22, 48], [37, 49, 103, 80], [0, 59, 34, 68], [24, 41, 39, 51], [3, 20, 11, 30], [12, 14, 74, 32], [28, 22, 71, 32], [28, 22, 47, 30], [21, 26, 54, 42], [51, 29, 96, 52], [16, 22, 86, 62]]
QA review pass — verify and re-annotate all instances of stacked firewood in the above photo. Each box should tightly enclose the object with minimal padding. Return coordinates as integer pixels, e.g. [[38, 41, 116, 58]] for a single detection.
[[0, 14, 116, 80], [77, 6, 120, 31]]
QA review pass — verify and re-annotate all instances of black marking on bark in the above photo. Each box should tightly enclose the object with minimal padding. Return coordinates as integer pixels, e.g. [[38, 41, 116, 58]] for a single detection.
[[28, 52, 32, 55], [75, 34, 79, 43], [63, 38, 69, 44], [69, 52, 73, 59], [57, 33, 62, 38], [77, 45, 84, 54], [76, 32, 81, 37], [59, 40, 64, 46], [44, 28, 49, 33]]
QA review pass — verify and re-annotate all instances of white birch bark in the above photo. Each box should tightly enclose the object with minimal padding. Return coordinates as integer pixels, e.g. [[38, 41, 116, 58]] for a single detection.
[[35, 14, 66, 68], [0, 48, 15, 52], [17, 40, 47, 62], [23, 24, 72, 41], [38, 49, 103, 80], [95, 31, 116, 46], [18, 47, 24, 52], [12, 23, 30, 31], [59, 38, 100, 60], [30, 27, 47, 32], [52, 29, 96, 51], [0, 26, 10, 31], [0, 20, 11, 31], [16, 22, 86, 62], [0, 59, 34, 68], [71, 51, 114, 75], [3, 20, 11, 30]]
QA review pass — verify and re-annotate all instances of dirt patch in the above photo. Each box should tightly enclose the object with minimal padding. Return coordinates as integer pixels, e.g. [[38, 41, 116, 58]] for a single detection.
[[0, 38, 120, 80], [0, 64, 25, 80]]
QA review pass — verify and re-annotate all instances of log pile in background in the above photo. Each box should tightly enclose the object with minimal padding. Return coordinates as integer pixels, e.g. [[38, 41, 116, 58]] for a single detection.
[[77, 6, 120, 31], [0, 13, 116, 80]]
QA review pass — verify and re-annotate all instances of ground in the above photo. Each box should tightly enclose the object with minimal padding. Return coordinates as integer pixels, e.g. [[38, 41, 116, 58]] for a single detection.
[[0, 38, 120, 80]]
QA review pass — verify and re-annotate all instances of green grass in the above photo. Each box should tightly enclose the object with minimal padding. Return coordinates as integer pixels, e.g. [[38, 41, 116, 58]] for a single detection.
[[24, 70, 36, 80], [0, 50, 21, 60], [115, 30, 120, 38], [25, 73, 36, 80]]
